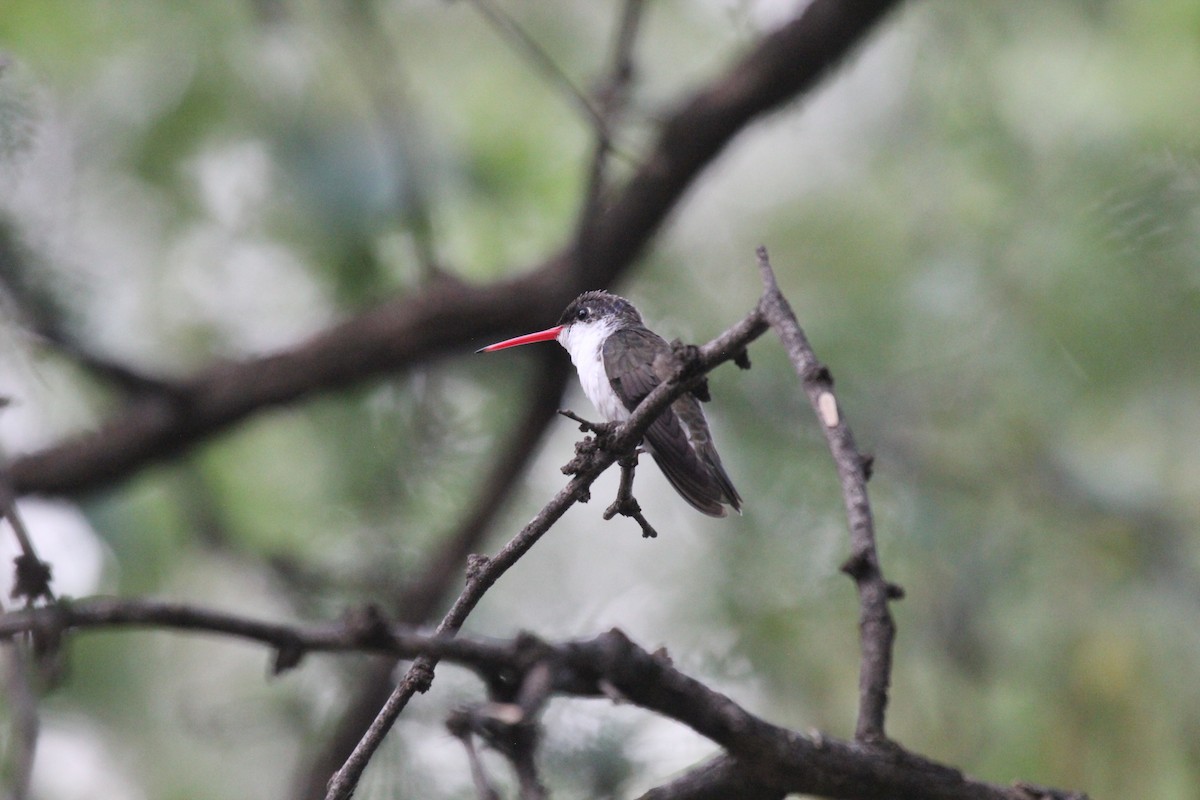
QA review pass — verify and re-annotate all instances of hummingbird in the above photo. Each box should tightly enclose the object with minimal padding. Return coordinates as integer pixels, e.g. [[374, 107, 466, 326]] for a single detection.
[[478, 290, 742, 517]]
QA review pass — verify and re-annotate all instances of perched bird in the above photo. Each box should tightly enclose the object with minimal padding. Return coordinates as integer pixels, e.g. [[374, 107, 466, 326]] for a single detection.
[[478, 290, 741, 517]]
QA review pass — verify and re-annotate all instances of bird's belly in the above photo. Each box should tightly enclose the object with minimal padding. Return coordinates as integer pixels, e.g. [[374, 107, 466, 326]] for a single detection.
[[580, 364, 629, 423]]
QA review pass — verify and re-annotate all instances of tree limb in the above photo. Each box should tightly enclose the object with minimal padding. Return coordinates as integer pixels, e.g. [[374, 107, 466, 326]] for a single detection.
[[637, 755, 785, 800], [755, 246, 900, 742], [9, 0, 906, 499], [0, 598, 1087, 800]]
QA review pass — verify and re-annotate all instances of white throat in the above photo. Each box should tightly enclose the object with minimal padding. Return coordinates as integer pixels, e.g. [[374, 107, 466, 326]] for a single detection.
[[557, 318, 629, 423]]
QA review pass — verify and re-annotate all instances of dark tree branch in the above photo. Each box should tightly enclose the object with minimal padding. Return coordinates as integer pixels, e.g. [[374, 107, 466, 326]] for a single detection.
[[9, 0, 906, 500], [0, 599, 1087, 800], [755, 246, 899, 743], [637, 756, 785, 800], [10, 272, 566, 497], [326, 238, 909, 797]]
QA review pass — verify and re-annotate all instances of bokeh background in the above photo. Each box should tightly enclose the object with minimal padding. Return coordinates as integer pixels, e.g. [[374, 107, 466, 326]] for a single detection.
[[2, 1, 1198, 798]]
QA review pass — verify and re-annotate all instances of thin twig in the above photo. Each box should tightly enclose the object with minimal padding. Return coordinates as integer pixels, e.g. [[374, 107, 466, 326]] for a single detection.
[[447, 714, 502, 800], [457, 643, 554, 798], [509, 660, 552, 800], [465, 0, 608, 135], [512, 735, 547, 800], [754, 245, 899, 743], [1, 607, 38, 800], [556, 408, 617, 440], [602, 452, 657, 538], [0, 472, 54, 604], [574, 0, 646, 269], [452, 673, 549, 800]]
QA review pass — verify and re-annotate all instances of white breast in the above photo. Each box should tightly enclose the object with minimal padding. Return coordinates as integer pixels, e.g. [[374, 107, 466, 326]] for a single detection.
[[557, 319, 629, 423]]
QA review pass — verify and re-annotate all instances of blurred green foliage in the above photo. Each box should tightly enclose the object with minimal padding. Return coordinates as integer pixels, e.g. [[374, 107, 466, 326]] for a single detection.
[[1, 1, 1198, 799]]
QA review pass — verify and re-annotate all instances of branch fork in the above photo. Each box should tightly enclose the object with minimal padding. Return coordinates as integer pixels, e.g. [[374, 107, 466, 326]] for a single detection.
[[603, 453, 658, 538], [557, 410, 621, 468], [557, 410, 658, 537]]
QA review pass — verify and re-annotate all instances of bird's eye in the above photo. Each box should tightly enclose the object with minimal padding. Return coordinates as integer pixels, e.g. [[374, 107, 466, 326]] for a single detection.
[[576, 307, 589, 321]]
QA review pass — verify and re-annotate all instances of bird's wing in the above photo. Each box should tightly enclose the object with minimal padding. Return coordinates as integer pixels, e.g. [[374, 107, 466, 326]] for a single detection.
[[602, 328, 736, 517]]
